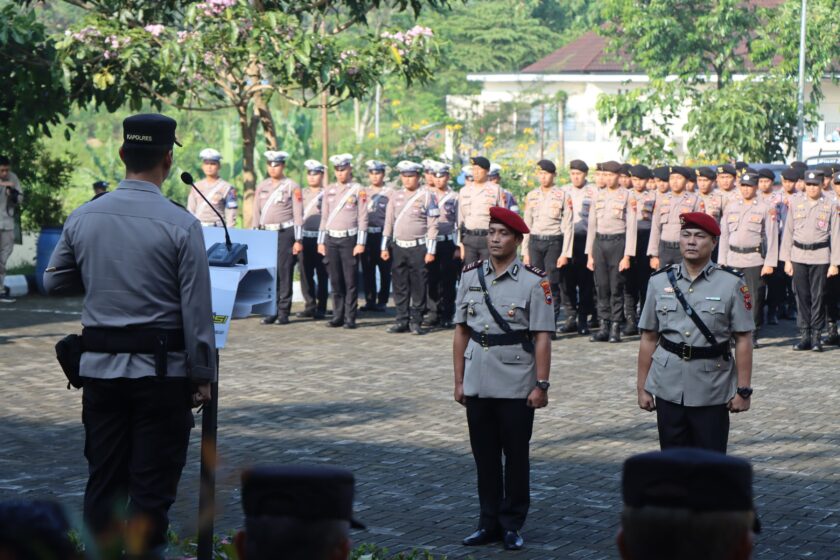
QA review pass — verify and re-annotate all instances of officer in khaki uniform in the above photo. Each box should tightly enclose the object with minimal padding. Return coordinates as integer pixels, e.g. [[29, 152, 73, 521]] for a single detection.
[[425, 161, 459, 328], [381, 161, 439, 334], [780, 170, 840, 351], [756, 168, 786, 326], [715, 164, 739, 205], [297, 159, 329, 320], [522, 159, 573, 328], [561, 159, 598, 334], [457, 156, 506, 263], [825, 171, 840, 345], [318, 154, 369, 329], [252, 150, 304, 325], [648, 166, 704, 269], [187, 148, 237, 227], [0, 156, 22, 302], [696, 167, 725, 224], [361, 160, 395, 312], [718, 171, 779, 347], [585, 160, 637, 343], [453, 207, 554, 551], [637, 212, 754, 454], [625, 164, 656, 335]]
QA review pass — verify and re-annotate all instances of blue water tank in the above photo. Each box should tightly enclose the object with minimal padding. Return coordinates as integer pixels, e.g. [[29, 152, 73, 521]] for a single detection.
[[35, 227, 63, 294]]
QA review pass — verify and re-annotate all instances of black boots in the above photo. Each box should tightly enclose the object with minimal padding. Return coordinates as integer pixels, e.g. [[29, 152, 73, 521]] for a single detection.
[[609, 322, 622, 343], [824, 322, 840, 345], [590, 321, 610, 342], [559, 315, 577, 333], [577, 313, 590, 336], [812, 330, 823, 352], [793, 329, 811, 351]]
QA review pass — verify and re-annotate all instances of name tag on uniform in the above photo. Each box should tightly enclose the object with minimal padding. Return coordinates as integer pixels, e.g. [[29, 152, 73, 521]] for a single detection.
[[469, 286, 482, 291], [705, 296, 721, 301]]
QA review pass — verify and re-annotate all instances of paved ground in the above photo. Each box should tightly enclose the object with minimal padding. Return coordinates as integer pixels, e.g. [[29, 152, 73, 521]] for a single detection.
[[1, 295, 838, 559]]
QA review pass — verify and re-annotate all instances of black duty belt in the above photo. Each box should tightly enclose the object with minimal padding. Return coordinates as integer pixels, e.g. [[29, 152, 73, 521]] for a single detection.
[[469, 329, 531, 348], [82, 327, 186, 377], [463, 228, 489, 237], [729, 245, 762, 254], [530, 234, 563, 242], [659, 336, 730, 361], [596, 233, 626, 241], [661, 240, 680, 250], [794, 240, 830, 251]]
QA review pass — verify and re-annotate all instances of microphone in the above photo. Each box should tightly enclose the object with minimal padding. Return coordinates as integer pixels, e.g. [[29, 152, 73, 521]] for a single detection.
[[181, 171, 232, 250]]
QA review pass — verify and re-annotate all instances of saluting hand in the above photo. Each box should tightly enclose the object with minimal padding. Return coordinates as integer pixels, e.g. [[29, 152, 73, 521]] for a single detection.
[[728, 394, 751, 413], [637, 388, 655, 411], [526, 387, 548, 409]]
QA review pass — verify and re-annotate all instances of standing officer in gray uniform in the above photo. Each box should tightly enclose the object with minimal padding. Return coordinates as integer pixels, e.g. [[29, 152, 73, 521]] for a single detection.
[[297, 159, 329, 320], [187, 148, 238, 227], [624, 164, 656, 335], [457, 156, 505, 264], [637, 212, 754, 453], [318, 154, 368, 329], [44, 114, 216, 555], [361, 160, 395, 312], [718, 171, 779, 348], [425, 161, 460, 328], [453, 206, 554, 551], [561, 159, 598, 334], [252, 150, 303, 325], [648, 166, 704, 269], [381, 161, 439, 334]]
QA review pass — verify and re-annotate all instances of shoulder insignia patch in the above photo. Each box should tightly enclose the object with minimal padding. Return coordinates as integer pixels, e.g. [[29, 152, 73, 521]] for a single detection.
[[539, 279, 552, 304], [524, 263, 546, 277], [462, 260, 483, 273], [718, 264, 744, 277], [650, 264, 674, 277]]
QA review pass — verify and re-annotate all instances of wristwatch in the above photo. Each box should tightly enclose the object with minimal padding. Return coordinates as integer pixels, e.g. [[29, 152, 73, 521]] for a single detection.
[[736, 387, 753, 399], [536, 380, 550, 391]]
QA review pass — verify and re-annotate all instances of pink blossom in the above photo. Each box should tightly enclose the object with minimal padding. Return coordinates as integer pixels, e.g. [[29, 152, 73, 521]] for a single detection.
[[144, 24, 166, 37], [103, 51, 111, 59], [203, 51, 214, 65], [196, 0, 237, 17], [177, 30, 189, 43]]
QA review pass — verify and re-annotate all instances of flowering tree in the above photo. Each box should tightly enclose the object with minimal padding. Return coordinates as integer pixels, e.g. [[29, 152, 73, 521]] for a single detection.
[[57, 0, 444, 196]]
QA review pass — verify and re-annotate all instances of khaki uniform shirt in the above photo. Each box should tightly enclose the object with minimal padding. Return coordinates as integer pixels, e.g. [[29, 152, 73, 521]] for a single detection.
[[301, 187, 324, 233], [780, 194, 840, 265], [382, 187, 440, 254], [187, 177, 237, 227], [631, 189, 656, 232], [366, 184, 397, 230], [718, 197, 779, 268], [639, 262, 754, 406], [251, 177, 304, 239], [585, 187, 637, 256], [318, 181, 369, 245], [522, 186, 574, 257], [457, 182, 505, 231], [699, 191, 726, 224], [563, 183, 598, 236], [455, 258, 555, 399], [433, 188, 459, 238], [0, 171, 21, 230], [717, 188, 740, 206], [44, 180, 217, 381], [648, 191, 704, 256]]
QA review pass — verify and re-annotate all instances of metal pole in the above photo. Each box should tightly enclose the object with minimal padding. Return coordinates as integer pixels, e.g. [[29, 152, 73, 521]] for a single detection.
[[796, 0, 807, 160], [197, 350, 220, 560]]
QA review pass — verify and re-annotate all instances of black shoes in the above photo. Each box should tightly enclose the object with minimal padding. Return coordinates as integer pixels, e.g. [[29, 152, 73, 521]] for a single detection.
[[343, 321, 357, 329], [360, 302, 378, 312], [793, 329, 811, 351], [608, 322, 622, 343], [503, 530, 524, 551], [326, 319, 344, 328], [824, 322, 840, 345], [296, 308, 315, 318], [409, 322, 425, 335], [462, 528, 501, 546], [260, 315, 277, 325], [590, 322, 610, 342], [439, 320, 454, 329], [752, 332, 760, 349], [559, 316, 577, 334], [812, 330, 823, 352], [275, 315, 290, 325], [387, 323, 409, 333]]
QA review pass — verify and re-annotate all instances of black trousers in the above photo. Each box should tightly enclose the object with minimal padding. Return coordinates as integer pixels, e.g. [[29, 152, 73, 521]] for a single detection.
[[793, 262, 829, 330], [466, 397, 534, 532], [275, 227, 296, 317], [82, 377, 193, 551], [766, 265, 786, 316], [462, 233, 489, 264], [391, 244, 428, 324], [658, 242, 682, 267], [825, 275, 840, 323], [427, 239, 458, 322], [326, 236, 359, 323], [625, 229, 651, 322], [593, 236, 627, 323], [563, 231, 595, 316], [362, 232, 391, 306], [740, 266, 766, 330], [655, 397, 729, 454], [299, 236, 328, 314], [528, 236, 564, 319]]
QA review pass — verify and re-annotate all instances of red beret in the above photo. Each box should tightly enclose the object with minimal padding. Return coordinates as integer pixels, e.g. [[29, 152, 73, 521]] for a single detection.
[[489, 206, 529, 235], [680, 212, 720, 236]]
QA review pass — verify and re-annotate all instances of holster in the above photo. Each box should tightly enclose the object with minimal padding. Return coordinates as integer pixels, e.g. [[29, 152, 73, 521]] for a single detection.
[[55, 335, 85, 389]]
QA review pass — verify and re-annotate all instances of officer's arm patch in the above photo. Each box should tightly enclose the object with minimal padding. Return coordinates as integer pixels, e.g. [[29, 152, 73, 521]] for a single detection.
[[462, 259, 483, 273], [740, 284, 752, 310], [718, 264, 745, 277], [539, 279, 552, 304], [524, 263, 546, 277]]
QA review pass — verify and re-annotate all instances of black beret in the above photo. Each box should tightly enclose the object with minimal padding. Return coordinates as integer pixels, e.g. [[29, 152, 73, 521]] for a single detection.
[[569, 159, 589, 173], [781, 168, 802, 181], [668, 165, 692, 180], [241, 465, 364, 528], [623, 449, 758, 532], [716, 164, 737, 177], [789, 161, 808, 171], [470, 156, 490, 170], [652, 166, 670, 181], [818, 163, 837, 175], [687, 167, 698, 181], [757, 168, 776, 181], [619, 163, 632, 176], [122, 113, 181, 149], [804, 169, 824, 185], [536, 159, 556, 174], [739, 171, 758, 186], [628, 164, 652, 179], [601, 160, 622, 173], [696, 167, 716, 180]]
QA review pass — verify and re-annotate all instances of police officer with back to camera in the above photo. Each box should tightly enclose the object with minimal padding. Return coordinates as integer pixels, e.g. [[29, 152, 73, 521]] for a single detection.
[[636, 212, 753, 454], [44, 114, 216, 555], [453, 207, 554, 551]]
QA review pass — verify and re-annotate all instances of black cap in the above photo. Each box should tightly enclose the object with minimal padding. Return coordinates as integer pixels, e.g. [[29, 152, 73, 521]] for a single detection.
[[622, 448, 759, 532], [818, 163, 837, 176], [595, 162, 604, 171], [668, 165, 692, 180], [739, 171, 759, 186], [789, 161, 808, 171], [569, 159, 589, 173], [804, 170, 824, 185], [601, 160, 622, 174], [92, 180, 109, 190], [757, 168, 776, 181], [628, 164, 652, 179], [716, 164, 737, 177], [696, 167, 716, 180], [781, 168, 802, 181], [122, 113, 181, 149], [470, 156, 490, 170], [652, 166, 670, 181], [536, 159, 556, 174], [619, 163, 632, 176], [241, 465, 365, 529]]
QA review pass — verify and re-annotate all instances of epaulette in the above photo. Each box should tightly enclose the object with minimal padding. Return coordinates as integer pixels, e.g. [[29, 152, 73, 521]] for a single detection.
[[170, 200, 188, 211], [650, 263, 674, 277], [462, 260, 483, 273], [523, 263, 546, 277], [717, 264, 744, 277]]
